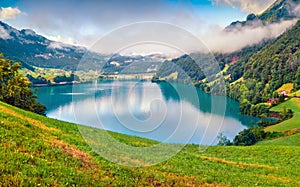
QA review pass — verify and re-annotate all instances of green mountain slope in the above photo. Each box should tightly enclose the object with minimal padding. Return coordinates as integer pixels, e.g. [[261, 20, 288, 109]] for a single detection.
[[1, 101, 300, 186], [154, 54, 206, 83], [155, 0, 300, 85], [0, 21, 88, 70], [228, 20, 300, 105]]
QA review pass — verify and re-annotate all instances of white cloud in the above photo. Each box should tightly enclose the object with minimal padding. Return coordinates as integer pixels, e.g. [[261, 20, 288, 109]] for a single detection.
[[46, 35, 81, 46], [47, 41, 74, 50], [0, 25, 11, 39], [0, 7, 22, 21], [292, 3, 300, 17], [23, 29, 35, 36], [202, 19, 298, 53], [212, 0, 276, 14]]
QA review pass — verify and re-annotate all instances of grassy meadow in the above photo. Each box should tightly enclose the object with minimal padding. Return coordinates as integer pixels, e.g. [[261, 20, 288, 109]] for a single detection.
[[276, 83, 294, 94], [267, 98, 300, 132], [0, 101, 300, 186]]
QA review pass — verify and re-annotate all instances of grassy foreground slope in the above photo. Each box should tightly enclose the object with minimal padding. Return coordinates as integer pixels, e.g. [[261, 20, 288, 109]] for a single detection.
[[0, 102, 300, 186]]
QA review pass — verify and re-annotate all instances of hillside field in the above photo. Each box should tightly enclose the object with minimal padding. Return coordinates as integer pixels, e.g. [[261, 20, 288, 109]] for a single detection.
[[267, 98, 300, 132]]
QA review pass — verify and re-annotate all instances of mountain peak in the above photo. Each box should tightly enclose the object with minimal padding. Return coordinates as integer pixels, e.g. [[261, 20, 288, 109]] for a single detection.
[[258, 0, 299, 23], [226, 0, 300, 31], [0, 21, 89, 70]]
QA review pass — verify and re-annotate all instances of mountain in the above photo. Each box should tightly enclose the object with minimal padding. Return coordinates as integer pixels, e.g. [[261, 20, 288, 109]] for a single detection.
[[154, 0, 300, 114], [154, 54, 206, 83], [102, 53, 166, 75], [259, 0, 299, 23], [0, 21, 96, 70], [226, 0, 300, 31], [0, 21, 167, 74], [228, 20, 300, 105], [154, 0, 300, 83]]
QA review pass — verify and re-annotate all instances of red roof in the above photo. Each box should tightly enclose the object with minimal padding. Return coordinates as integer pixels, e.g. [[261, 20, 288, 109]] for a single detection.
[[267, 98, 278, 103]]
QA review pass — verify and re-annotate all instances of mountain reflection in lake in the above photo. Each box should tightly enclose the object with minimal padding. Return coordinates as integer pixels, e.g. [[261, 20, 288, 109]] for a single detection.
[[36, 81, 259, 145]]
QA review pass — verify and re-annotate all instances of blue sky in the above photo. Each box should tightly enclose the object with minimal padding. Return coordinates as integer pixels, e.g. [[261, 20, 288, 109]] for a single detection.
[[0, 0, 280, 53]]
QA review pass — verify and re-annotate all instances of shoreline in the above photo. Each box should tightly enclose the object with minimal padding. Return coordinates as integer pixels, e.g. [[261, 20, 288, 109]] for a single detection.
[[30, 81, 93, 88]]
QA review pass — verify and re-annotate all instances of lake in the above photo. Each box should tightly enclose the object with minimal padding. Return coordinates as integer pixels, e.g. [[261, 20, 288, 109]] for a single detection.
[[36, 80, 259, 145]]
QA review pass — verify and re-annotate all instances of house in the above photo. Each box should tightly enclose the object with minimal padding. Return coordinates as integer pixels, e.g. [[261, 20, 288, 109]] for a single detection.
[[230, 56, 239, 64], [279, 90, 288, 96], [269, 112, 280, 119], [267, 98, 278, 104]]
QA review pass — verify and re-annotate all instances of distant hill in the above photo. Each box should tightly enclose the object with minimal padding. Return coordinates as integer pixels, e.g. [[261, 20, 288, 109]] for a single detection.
[[154, 54, 206, 83], [102, 53, 166, 75]]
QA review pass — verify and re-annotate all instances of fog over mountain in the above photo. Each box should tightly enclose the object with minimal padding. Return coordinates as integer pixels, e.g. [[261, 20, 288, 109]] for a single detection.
[[203, 0, 300, 53], [0, 0, 299, 64]]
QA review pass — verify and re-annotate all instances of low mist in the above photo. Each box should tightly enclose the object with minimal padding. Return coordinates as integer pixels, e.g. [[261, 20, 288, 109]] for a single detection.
[[202, 19, 298, 53]]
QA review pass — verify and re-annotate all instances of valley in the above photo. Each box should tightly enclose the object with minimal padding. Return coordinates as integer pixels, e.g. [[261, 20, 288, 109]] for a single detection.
[[0, 0, 300, 186]]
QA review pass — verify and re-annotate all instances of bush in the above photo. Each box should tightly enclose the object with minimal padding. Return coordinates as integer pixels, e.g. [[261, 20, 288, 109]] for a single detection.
[[53, 74, 80, 83], [265, 131, 285, 140], [232, 127, 285, 146], [233, 128, 257, 146]]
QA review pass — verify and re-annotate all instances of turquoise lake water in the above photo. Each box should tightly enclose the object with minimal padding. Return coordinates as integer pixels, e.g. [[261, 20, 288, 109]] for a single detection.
[[36, 80, 259, 145]]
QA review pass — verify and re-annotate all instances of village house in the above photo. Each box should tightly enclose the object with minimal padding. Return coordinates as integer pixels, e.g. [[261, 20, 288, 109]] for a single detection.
[[267, 98, 278, 104], [279, 90, 288, 96]]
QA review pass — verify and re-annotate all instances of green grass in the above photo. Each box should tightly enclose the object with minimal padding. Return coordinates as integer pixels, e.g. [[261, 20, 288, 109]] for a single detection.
[[291, 90, 300, 97], [257, 134, 300, 146], [266, 98, 300, 132], [216, 64, 230, 77], [275, 84, 300, 97], [276, 83, 294, 93], [230, 77, 244, 85], [0, 101, 300, 186], [21, 67, 101, 84]]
